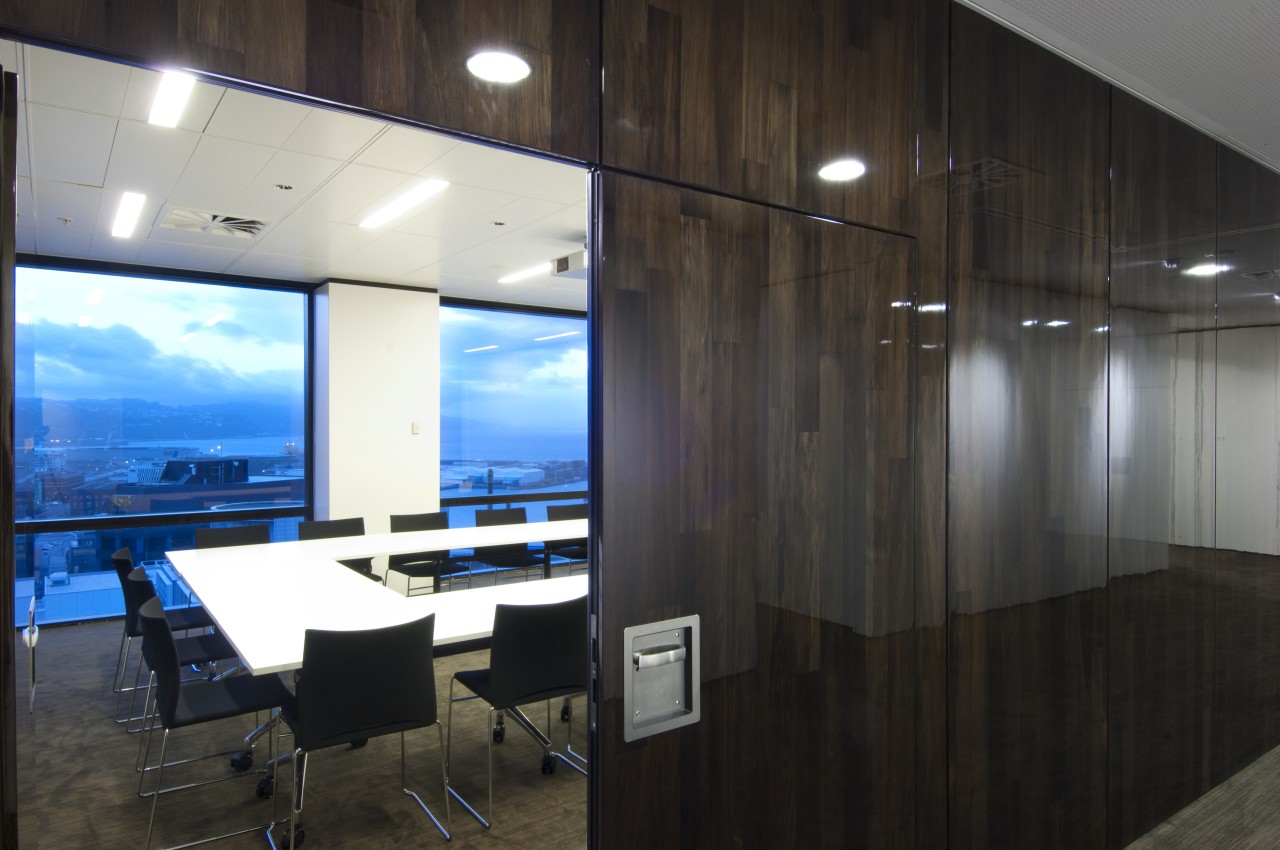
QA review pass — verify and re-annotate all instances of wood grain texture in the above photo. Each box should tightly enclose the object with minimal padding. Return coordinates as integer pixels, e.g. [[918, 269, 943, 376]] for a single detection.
[[596, 170, 918, 848], [948, 8, 1110, 848], [1107, 91, 1218, 850], [602, 0, 933, 234], [0, 0, 597, 161]]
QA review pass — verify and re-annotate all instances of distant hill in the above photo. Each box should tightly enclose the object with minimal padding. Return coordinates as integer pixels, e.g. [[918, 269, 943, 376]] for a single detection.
[[15, 397, 298, 442]]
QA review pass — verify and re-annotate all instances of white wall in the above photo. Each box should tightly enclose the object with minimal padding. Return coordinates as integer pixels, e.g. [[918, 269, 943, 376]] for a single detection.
[[313, 282, 441, 544]]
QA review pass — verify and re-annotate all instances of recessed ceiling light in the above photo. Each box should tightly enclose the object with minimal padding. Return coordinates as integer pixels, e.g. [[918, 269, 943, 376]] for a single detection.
[[203, 314, 226, 327], [498, 262, 553, 284], [918, 303, 946, 313], [359, 179, 449, 229], [148, 71, 196, 127], [466, 51, 531, 83], [534, 331, 581, 341], [464, 345, 499, 353], [111, 192, 147, 238], [1185, 263, 1229, 276], [1022, 319, 1039, 327], [1046, 320, 1070, 327], [818, 158, 867, 182]]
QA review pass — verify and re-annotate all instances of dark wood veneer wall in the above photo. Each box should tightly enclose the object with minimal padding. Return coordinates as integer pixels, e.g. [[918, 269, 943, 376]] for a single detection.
[[0, 2, 1277, 849]]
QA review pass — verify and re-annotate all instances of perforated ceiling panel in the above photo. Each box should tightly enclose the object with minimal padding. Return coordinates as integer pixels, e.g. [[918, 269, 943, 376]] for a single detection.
[[960, 0, 1280, 172]]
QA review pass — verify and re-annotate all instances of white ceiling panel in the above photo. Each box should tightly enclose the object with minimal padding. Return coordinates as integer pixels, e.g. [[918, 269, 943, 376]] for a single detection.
[[394, 184, 521, 242], [233, 149, 343, 219], [25, 105, 115, 185], [225, 250, 335, 282], [490, 157, 589, 205], [25, 44, 129, 115], [313, 222, 381, 262], [172, 135, 275, 210], [14, 176, 33, 223], [120, 69, 224, 131], [290, 164, 415, 226], [16, 225, 37, 254], [206, 88, 310, 147], [104, 121, 200, 195], [337, 230, 447, 279], [86, 232, 145, 264], [427, 142, 534, 187], [35, 226, 93, 258], [355, 124, 460, 174], [137, 239, 243, 273], [282, 108, 383, 161], [30, 179, 101, 232], [0, 39, 18, 72], [250, 216, 339, 259]]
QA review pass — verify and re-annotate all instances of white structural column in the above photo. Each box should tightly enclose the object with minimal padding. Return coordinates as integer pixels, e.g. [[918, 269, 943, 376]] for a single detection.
[[313, 281, 441, 537]]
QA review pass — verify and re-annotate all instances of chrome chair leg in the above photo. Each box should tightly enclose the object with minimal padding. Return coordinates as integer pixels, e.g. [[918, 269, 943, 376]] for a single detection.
[[446, 678, 490, 829]]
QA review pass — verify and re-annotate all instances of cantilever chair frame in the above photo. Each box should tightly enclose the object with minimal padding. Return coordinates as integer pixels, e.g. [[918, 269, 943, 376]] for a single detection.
[[385, 510, 469, 596]]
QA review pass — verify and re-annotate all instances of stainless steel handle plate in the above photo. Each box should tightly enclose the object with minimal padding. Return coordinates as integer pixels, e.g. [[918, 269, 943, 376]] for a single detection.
[[633, 644, 686, 669]]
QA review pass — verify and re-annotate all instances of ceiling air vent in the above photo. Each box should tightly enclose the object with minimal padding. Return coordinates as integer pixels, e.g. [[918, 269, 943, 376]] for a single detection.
[[950, 157, 1037, 194], [159, 207, 269, 239], [1242, 269, 1280, 282]]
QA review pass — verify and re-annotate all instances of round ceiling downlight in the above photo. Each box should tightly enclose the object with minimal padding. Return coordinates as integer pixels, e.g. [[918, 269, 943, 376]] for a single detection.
[[818, 158, 868, 181], [467, 52, 532, 84]]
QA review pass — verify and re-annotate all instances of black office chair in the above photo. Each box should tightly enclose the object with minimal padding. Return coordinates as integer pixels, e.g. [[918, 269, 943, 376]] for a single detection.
[[194, 523, 271, 548], [545, 503, 588, 572], [296, 517, 378, 581], [124, 568, 240, 733], [273, 613, 451, 847], [385, 511, 469, 595], [447, 594, 589, 828], [137, 597, 292, 850], [469, 507, 547, 582]]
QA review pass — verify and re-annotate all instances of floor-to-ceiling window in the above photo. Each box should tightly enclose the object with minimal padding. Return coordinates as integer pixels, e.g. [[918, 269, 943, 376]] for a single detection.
[[13, 264, 307, 624]]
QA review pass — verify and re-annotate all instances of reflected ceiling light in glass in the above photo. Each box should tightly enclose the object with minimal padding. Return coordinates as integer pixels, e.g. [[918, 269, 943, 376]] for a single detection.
[[1046, 320, 1070, 327], [111, 192, 147, 238], [360, 179, 449, 229], [891, 300, 911, 308], [464, 345, 499, 353], [918, 303, 946, 312], [1022, 319, 1039, 327], [467, 52, 532, 83], [498, 262, 553, 284], [203, 314, 226, 327], [534, 331, 580, 341], [148, 71, 196, 127], [818, 158, 867, 181], [15, 312, 32, 324], [179, 332, 197, 343], [1185, 263, 1229, 276], [1094, 325, 1110, 333], [77, 315, 91, 327]]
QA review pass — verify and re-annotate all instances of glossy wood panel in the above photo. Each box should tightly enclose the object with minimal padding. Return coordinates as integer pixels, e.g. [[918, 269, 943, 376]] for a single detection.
[[1213, 147, 1280, 784], [948, 9, 1109, 848], [0, 0, 598, 161], [1107, 91, 1218, 850], [601, 0, 936, 234], [596, 171, 918, 848]]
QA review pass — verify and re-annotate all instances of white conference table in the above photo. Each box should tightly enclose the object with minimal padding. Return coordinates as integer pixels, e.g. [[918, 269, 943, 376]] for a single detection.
[[166, 519, 588, 676]]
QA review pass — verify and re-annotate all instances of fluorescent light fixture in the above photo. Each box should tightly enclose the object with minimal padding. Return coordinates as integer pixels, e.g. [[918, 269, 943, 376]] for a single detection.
[[1022, 319, 1039, 327], [880, 339, 892, 345], [918, 303, 946, 313], [148, 71, 196, 127], [1094, 325, 1110, 333], [890, 301, 911, 308], [498, 262, 553, 284], [466, 51, 531, 83], [203, 314, 226, 327], [534, 331, 581, 341], [359, 179, 449, 229], [77, 315, 91, 328], [1185, 263, 1229, 276], [179, 332, 197, 343], [1045, 320, 1070, 327], [464, 345, 499, 353], [818, 158, 867, 181], [111, 192, 146, 238]]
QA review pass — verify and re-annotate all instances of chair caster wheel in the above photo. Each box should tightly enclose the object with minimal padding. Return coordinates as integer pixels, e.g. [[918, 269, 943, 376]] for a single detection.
[[541, 755, 556, 774], [256, 776, 273, 799], [230, 750, 253, 772], [280, 827, 304, 848], [492, 726, 505, 743], [560, 705, 571, 722], [349, 738, 368, 749]]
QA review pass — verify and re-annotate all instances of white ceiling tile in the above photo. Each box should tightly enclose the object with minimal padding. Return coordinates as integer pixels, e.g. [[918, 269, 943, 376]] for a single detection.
[[282, 108, 383, 160], [0, 39, 20, 74], [14, 177, 33, 225], [35, 226, 93, 258], [428, 142, 534, 187], [137, 239, 243, 273], [341, 230, 447, 277], [289, 164, 410, 226], [234, 150, 343, 218], [250, 216, 338, 258], [205, 87, 310, 147], [394, 184, 519, 242], [25, 45, 129, 116], [87, 232, 145, 264], [30, 179, 101, 232], [172, 135, 275, 209], [225, 250, 330, 283], [355, 124, 460, 173], [16, 224, 37, 254], [489, 157, 588, 205], [103, 121, 200, 196], [120, 68, 223, 131], [26, 105, 115, 186]]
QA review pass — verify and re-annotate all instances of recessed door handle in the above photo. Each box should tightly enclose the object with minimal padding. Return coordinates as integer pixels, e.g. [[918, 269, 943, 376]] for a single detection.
[[633, 644, 686, 670]]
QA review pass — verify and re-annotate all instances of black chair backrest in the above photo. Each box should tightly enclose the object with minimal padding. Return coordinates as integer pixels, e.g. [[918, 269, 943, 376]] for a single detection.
[[388, 512, 450, 568], [137, 596, 181, 728], [293, 614, 437, 751], [475, 507, 529, 558], [546, 503, 587, 522], [297, 517, 365, 541], [487, 595, 588, 709], [111, 547, 142, 635], [195, 524, 271, 548]]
